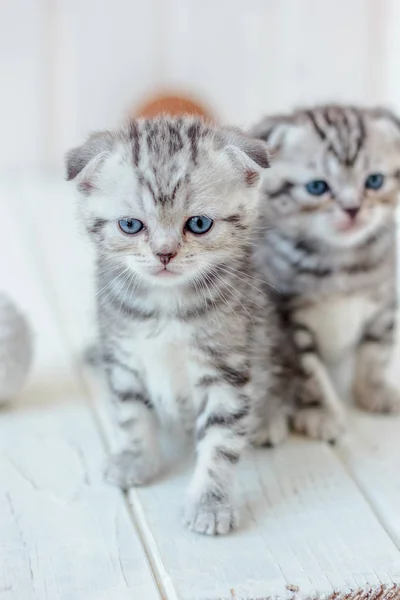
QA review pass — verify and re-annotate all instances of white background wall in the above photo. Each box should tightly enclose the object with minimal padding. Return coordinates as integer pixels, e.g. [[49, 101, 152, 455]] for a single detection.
[[2, 0, 400, 172]]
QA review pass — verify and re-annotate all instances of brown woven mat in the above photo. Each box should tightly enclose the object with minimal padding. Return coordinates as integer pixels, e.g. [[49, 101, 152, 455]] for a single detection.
[[308, 584, 400, 600], [225, 583, 400, 600]]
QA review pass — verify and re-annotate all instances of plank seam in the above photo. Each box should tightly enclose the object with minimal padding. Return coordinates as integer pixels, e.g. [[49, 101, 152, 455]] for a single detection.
[[334, 442, 400, 560], [9, 195, 172, 600]]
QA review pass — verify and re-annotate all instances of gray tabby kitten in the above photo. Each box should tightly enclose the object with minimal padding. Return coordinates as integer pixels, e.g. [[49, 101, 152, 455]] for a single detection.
[[66, 116, 280, 535], [251, 105, 400, 442]]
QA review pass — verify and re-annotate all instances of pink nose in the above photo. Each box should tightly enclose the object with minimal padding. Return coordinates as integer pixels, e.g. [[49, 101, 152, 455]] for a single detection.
[[345, 207, 360, 219], [157, 253, 177, 266]]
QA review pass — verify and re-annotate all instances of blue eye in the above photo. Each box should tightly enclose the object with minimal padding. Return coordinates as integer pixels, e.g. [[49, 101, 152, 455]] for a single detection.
[[305, 180, 330, 196], [118, 218, 144, 234], [365, 173, 384, 190], [185, 216, 213, 234]]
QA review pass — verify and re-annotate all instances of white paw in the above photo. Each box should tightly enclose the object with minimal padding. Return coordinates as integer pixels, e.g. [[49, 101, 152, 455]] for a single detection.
[[183, 494, 238, 536], [105, 449, 160, 489], [355, 383, 400, 414], [293, 407, 345, 442], [251, 412, 289, 447]]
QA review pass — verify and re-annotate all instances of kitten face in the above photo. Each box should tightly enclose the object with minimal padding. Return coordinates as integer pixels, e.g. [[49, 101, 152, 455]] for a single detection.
[[67, 118, 269, 288], [251, 106, 400, 248]]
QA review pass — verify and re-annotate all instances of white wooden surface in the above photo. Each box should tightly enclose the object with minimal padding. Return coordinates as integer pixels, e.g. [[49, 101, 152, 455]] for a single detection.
[[1, 178, 400, 599], [1, 0, 398, 171], [0, 186, 160, 600]]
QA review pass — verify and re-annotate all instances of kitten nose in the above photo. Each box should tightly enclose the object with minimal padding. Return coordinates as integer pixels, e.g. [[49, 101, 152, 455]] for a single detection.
[[345, 207, 360, 220], [157, 252, 177, 266]]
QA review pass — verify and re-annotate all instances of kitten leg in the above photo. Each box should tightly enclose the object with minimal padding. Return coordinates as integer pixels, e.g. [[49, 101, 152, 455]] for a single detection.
[[292, 325, 346, 442], [183, 383, 250, 535], [251, 329, 292, 447], [354, 305, 400, 413], [251, 391, 291, 447], [104, 362, 160, 488]]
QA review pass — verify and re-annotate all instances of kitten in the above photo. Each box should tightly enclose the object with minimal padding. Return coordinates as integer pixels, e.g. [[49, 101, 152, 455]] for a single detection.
[[250, 105, 400, 442], [66, 116, 282, 535]]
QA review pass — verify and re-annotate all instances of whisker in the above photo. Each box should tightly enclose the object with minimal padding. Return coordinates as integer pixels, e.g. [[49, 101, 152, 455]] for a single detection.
[[200, 271, 225, 321], [217, 264, 281, 293], [215, 274, 255, 324], [99, 268, 134, 309], [96, 267, 129, 300], [202, 264, 256, 323], [192, 275, 206, 318], [118, 269, 138, 315], [197, 266, 237, 320]]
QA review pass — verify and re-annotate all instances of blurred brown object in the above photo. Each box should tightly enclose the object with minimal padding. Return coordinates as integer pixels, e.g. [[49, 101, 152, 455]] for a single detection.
[[134, 93, 214, 121]]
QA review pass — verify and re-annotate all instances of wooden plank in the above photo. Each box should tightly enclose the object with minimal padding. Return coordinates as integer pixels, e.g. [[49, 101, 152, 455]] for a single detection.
[[337, 410, 400, 548], [129, 446, 400, 599], [136, 438, 400, 597], [266, 0, 375, 109], [52, 0, 159, 164], [379, 0, 400, 111], [159, 0, 279, 125], [22, 179, 400, 600], [0, 1, 49, 170], [161, 0, 378, 127], [334, 294, 400, 547], [87, 366, 400, 600], [0, 181, 160, 600], [6, 177, 98, 358]]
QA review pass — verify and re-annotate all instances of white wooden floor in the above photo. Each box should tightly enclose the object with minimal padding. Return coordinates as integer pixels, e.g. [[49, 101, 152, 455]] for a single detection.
[[1, 176, 400, 600]]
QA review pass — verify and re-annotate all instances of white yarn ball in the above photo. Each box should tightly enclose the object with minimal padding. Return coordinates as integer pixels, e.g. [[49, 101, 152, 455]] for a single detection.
[[0, 293, 33, 405]]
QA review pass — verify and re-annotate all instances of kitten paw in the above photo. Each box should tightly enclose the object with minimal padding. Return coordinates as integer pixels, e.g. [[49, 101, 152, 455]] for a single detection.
[[293, 407, 346, 442], [251, 412, 289, 447], [296, 374, 324, 406], [183, 495, 238, 536], [355, 383, 400, 414], [105, 449, 160, 489]]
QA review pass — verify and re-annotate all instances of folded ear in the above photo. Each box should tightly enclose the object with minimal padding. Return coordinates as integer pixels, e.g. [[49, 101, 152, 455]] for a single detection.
[[65, 131, 115, 181], [368, 107, 400, 142], [369, 107, 400, 127], [249, 114, 296, 155], [219, 127, 270, 186]]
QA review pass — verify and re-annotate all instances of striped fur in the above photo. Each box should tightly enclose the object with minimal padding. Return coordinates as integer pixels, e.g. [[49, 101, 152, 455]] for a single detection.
[[251, 104, 400, 441], [67, 116, 286, 535]]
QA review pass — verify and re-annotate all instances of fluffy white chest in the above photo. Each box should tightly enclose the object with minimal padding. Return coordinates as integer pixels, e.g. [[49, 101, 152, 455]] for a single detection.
[[295, 294, 376, 362], [130, 321, 198, 421]]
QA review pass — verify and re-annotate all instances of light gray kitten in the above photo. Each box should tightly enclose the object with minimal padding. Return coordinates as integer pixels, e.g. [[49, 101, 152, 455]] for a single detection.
[[251, 104, 400, 442], [66, 116, 283, 535]]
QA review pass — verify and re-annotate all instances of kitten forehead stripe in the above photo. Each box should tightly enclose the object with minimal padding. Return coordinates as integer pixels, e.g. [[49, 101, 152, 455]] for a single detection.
[[305, 106, 367, 166], [129, 121, 141, 166]]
